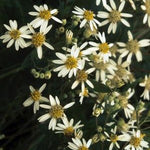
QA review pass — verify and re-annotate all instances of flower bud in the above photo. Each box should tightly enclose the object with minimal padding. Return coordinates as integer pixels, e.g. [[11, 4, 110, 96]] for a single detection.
[[66, 30, 73, 45], [62, 19, 67, 26], [44, 71, 52, 79], [40, 73, 45, 79], [34, 72, 39, 78], [92, 134, 100, 144], [72, 20, 78, 27], [92, 108, 101, 117], [58, 26, 65, 33], [74, 129, 83, 139], [31, 68, 36, 74]]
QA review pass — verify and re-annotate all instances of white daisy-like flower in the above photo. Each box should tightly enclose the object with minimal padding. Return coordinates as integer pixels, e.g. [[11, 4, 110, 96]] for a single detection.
[[105, 126, 131, 150], [55, 117, 84, 136], [125, 130, 149, 150], [89, 32, 113, 62], [23, 83, 48, 114], [120, 0, 136, 10], [38, 95, 75, 130], [118, 30, 150, 63], [71, 60, 95, 91], [90, 53, 117, 82], [96, 0, 107, 6], [97, 0, 133, 34], [141, 0, 150, 27], [139, 75, 150, 100], [68, 137, 92, 150], [72, 6, 101, 31], [53, 45, 82, 78], [29, 4, 62, 30], [27, 24, 54, 59], [0, 20, 31, 51]]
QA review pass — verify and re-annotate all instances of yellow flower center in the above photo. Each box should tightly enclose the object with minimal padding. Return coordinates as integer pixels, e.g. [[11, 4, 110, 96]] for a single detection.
[[99, 43, 110, 53], [110, 135, 118, 143], [126, 40, 139, 53], [145, 78, 150, 90], [31, 90, 41, 101], [109, 10, 121, 23], [32, 33, 45, 47], [83, 88, 89, 97], [39, 10, 52, 20], [78, 146, 89, 150], [64, 127, 74, 136], [9, 30, 21, 40], [76, 70, 88, 82], [65, 56, 78, 69], [84, 10, 94, 21], [130, 136, 141, 147], [145, 0, 150, 15], [50, 105, 64, 119]]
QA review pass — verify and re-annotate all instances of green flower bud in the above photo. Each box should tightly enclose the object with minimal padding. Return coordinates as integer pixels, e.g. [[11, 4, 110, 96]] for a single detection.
[[31, 68, 36, 74], [72, 20, 78, 27], [44, 71, 52, 79], [58, 26, 65, 33], [34, 72, 39, 78], [40, 73, 45, 79], [62, 19, 67, 26]]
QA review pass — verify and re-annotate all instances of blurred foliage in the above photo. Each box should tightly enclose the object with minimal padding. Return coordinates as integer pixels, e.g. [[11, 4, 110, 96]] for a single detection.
[[0, 0, 150, 150]]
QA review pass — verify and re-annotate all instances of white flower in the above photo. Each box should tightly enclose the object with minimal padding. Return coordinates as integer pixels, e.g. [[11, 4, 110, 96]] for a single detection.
[[141, 0, 150, 27], [96, 0, 107, 6], [23, 83, 48, 114], [139, 75, 150, 100], [68, 138, 92, 150], [0, 20, 31, 50], [89, 32, 113, 62], [38, 95, 75, 130], [97, 0, 133, 34], [105, 126, 131, 150], [71, 60, 95, 91], [120, 0, 136, 10], [27, 24, 54, 59], [29, 4, 62, 30], [118, 30, 150, 63], [125, 130, 149, 150], [55, 117, 84, 136], [72, 6, 101, 31], [53, 45, 82, 78]]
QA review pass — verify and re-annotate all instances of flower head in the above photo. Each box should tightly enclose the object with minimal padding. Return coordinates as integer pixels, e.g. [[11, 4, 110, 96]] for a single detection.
[[97, 0, 133, 34], [0, 20, 31, 50], [29, 4, 62, 30], [72, 6, 101, 31], [38, 95, 75, 130], [23, 83, 48, 114]]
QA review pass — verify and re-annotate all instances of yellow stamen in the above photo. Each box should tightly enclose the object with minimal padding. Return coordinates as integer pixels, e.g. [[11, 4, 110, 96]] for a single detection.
[[83, 88, 89, 97], [109, 10, 121, 23], [130, 136, 141, 147], [76, 70, 88, 82], [99, 43, 110, 53], [32, 33, 45, 47], [9, 30, 21, 40], [126, 40, 139, 53], [84, 10, 94, 21], [110, 135, 118, 143], [78, 146, 89, 150], [65, 56, 78, 69], [39, 10, 51, 20], [31, 90, 41, 101], [64, 127, 74, 136], [50, 105, 64, 119]]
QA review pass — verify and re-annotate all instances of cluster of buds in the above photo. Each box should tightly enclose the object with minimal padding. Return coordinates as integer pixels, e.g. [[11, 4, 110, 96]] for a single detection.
[[31, 69, 52, 79]]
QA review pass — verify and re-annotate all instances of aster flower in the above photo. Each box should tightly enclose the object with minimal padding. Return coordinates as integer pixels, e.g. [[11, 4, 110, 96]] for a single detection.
[[55, 117, 84, 136], [89, 53, 117, 82], [38, 95, 75, 130], [89, 32, 113, 62], [0, 20, 31, 50], [118, 30, 150, 63], [72, 6, 101, 31], [68, 137, 92, 150], [23, 83, 48, 114], [53, 45, 83, 78], [105, 126, 131, 150], [141, 0, 150, 27], [29, 4, 62, 30], [125, 130, 149, 150], [71, 60, 95, 91], [27, 24, 54, 59], [97, 0, 133, 34], [139, 75, 150, 100]]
